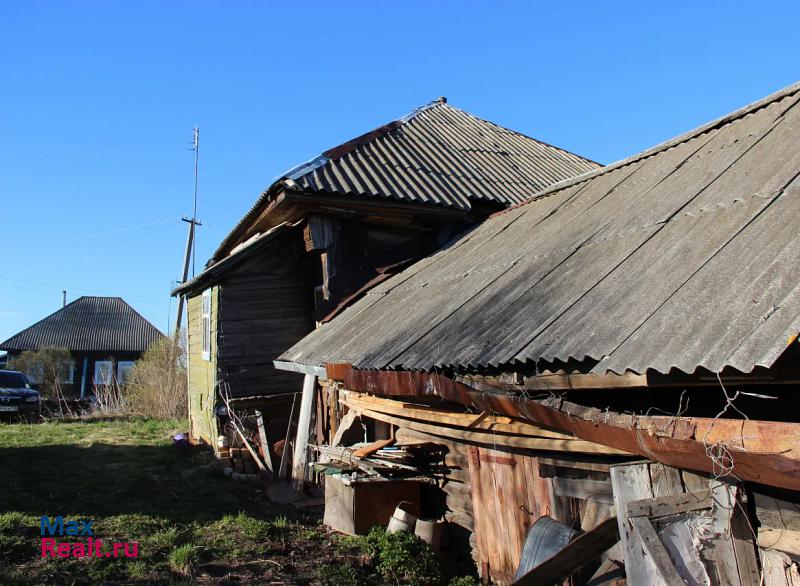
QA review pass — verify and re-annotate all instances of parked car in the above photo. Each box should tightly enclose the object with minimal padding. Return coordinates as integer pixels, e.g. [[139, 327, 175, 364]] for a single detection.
[[0, 369, 41, 423]]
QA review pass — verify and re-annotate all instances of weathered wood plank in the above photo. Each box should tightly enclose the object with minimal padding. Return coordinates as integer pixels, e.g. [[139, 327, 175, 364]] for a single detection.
[[630, 516, 685, 586], [552, 477, 614, 504], [627, 490, 712, 519], [610, 462, 659, 586]]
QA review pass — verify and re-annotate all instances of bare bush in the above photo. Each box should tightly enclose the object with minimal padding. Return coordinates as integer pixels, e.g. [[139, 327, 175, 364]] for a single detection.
[[94, 379, 126, 414], [10, 347, 72, 398], [125, 335, 187, 419]]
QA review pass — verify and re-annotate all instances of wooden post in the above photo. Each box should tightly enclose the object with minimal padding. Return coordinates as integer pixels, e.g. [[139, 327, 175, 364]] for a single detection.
[[255, 410, 274, 479], [291, 374, 316, 490]]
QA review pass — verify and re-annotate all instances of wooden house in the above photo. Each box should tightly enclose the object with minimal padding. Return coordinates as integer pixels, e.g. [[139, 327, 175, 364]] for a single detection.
[[0, 296, 163, 396], [277, 82, 800, 583], [172, 98, 599, 449]]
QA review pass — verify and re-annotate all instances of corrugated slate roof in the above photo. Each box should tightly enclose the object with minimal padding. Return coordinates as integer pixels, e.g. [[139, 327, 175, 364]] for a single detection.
[[212, 99, 599, 260], [0, 296, 164, 353], [279, 82, 800, 376], [294, 101, 599, 209]]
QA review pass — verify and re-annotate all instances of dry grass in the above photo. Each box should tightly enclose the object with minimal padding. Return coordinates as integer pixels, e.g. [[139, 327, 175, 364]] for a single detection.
[[125, 336, 187, 420]]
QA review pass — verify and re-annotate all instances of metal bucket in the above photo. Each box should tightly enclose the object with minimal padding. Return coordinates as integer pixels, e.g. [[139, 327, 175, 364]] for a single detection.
[[415, 518, 445, 551], [514, 517, 581, 580], [387, 502, 417, 533]]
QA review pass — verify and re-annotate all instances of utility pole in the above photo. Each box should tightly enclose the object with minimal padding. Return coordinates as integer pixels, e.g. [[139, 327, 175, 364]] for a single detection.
[[174, 127, 202, 335]]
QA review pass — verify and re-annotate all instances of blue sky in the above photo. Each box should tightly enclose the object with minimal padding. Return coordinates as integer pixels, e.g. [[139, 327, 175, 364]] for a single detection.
[[1, 1, 798, 342]]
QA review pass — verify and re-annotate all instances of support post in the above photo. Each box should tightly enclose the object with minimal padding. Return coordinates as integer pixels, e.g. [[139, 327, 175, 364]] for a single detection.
[[80, 355, 89, 398], [291, 374, 316, 490]]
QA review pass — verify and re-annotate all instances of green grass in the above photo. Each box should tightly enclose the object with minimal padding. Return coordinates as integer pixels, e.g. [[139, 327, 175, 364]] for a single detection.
[[0, 416, 479, 584], [0, 416, 341, 585]]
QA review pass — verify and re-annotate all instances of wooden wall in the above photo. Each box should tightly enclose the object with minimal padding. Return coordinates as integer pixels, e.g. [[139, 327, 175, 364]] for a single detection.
[[187, 287, 218, 445], [216, 237, 314, 399]]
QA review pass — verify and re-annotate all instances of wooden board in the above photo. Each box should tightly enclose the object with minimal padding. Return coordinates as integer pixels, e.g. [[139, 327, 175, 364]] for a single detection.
[[343, 399, 629, 455], [467, 446, 551, 583]]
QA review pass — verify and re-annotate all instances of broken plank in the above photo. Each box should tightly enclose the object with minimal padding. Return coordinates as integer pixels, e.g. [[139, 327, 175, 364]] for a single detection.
[[627, 490, 712, 519], [513, 517, 619, 585], [629, 516, 685, 586], [352, 438, 395, 458]]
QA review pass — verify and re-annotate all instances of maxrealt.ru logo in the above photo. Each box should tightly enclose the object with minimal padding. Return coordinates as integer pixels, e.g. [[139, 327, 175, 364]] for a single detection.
[[40, 516, 138, 558]]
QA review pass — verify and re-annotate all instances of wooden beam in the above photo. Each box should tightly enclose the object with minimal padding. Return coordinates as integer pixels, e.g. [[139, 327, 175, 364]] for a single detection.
[[254, 410, 274, 479], [291, 374, 316, 489], [513, 517, 619, 585], [345, 393, 588, 440], [342, 399, 629, 455]]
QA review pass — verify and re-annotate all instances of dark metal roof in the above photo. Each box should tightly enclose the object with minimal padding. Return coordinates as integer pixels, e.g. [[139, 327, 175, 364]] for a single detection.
[[279, 81, 800, 376], [0, 296, 164, 353], [212, 99, 600, 260]]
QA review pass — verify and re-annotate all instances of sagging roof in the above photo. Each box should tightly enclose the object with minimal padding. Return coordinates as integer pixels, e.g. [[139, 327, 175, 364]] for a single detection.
[[213, 98, 600, 261], [0, 296, 164, 353], [279, 81, 800, 376]]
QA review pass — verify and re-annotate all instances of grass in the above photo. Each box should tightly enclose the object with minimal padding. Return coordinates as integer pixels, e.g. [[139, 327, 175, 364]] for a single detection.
[[0, 416, 340, 585], [0, 416, 479, 584]]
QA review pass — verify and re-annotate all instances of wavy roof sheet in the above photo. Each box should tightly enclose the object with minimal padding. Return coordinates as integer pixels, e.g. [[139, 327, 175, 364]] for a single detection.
[[279, 82, 800, 376], [213, 100, 599, 260], [0, 296, 164, 353]]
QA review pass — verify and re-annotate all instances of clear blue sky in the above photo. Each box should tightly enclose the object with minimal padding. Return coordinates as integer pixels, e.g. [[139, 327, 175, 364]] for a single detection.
[[1, 1, 798, 343]]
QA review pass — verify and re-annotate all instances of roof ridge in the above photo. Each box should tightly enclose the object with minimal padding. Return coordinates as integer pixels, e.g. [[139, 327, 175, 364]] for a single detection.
[[496, 80, 800, 217]]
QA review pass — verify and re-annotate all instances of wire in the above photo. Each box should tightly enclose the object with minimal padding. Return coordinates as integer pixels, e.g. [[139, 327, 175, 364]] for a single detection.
[[5, 217, 180, 253]]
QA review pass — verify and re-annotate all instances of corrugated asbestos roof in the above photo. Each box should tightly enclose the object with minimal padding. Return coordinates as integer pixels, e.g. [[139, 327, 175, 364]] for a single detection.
[[212, 99, 599, 260], [279, 82, 800, 376], [0, 297, 164, 353]]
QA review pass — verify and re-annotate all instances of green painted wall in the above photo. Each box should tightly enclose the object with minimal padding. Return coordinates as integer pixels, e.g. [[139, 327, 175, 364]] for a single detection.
[[186, 286, 218, 445]]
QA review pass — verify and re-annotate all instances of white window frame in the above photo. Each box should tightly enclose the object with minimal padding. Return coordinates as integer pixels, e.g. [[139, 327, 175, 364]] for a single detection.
[[201, 288, 211, 361], [117, 361, 135, 385], [94, 360, 114, 386]]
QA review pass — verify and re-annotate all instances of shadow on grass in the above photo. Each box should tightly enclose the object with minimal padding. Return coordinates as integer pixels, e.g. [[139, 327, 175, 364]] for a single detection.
[[0, 442, 268, 524]]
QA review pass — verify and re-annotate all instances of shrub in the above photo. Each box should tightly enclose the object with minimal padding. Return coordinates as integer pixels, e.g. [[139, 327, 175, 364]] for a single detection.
[[366, 527, 442, 585], [10, 347, 72, 398], [125, 335, 187, 419]]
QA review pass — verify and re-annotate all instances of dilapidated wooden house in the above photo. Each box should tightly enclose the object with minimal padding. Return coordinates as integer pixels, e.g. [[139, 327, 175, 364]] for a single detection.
[[172, 98, 599, 450], [277, 82, 800, 583]]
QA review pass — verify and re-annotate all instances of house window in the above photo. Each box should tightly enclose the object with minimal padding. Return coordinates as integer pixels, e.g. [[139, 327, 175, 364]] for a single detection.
[[201, 288, 211, 361], [62, 361, 75, 384], [94, 361, 114, 386], [117, 361, 135, 385]]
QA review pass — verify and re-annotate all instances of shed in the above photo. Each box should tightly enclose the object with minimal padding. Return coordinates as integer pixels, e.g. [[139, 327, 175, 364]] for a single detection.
[[277, 82, 800, 583]]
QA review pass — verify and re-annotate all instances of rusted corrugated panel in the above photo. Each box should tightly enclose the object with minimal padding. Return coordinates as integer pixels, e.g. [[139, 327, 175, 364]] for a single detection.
[[324, 364, 800, 492], [0, 296, 163, 353], [279, 82, 800, 376]]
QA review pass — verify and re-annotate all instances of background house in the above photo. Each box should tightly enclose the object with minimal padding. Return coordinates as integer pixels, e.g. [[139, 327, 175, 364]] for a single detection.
[[0, 296, 164, 396], [173, 98, 600, 449]]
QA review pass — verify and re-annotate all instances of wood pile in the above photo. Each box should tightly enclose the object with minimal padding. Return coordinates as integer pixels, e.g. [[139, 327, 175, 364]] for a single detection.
[[314, 441, 446, 480]]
